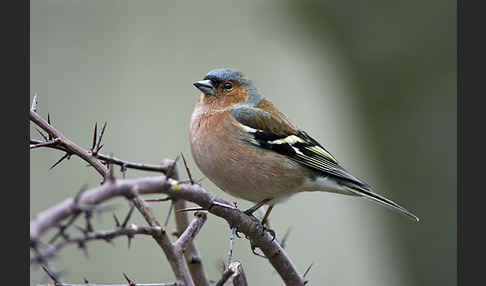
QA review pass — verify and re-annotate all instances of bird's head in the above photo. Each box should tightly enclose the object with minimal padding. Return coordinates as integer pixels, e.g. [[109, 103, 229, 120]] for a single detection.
[[193, 68, 262, 108]]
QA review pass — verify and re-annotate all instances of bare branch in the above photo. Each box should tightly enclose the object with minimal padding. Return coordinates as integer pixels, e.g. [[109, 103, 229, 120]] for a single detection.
[[30, 139, 60, 150], [32, 224, 159, 263], [173, 212, 207, 251], [30, 175, 306, 285], [30, 109, 110, 181], [30, 97, 304, 285], [170, 164, 210, 286], [130, 195, 194, 286], [30, 139, 174, 174]]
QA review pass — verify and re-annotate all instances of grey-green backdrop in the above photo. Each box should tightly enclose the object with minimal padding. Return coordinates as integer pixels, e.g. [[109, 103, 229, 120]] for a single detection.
[[30, 1, 456, 285]]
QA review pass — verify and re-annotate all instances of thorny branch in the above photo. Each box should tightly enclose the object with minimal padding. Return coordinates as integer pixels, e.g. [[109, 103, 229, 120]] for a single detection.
[[30, 96, 306, 286], [30, 139, 174, 175], [32, 224, 160, 263], [30, 109, 110, 182], [38, 271, 177, 286], [171, 165, 210, 286], [30, 175, 305, 285]]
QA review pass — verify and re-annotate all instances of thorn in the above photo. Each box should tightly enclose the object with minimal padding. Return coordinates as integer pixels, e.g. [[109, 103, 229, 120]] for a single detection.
[[97, 144, 104, 153], [30, 140, 59, 150], [49, 153, 69, 170], [113, 213, 121, 227], [96, 121, 107, 152], [35, 127, 49, 141], [74, 225, 88, 235], [47, 113, 53, 140], [165, 155, 179, 178], [85, 211, 94, 233], [303, 262, 314, 278], [121, 204, 135, 228], [145, 197, 171, 202], [250, 243, 267, 258], [123, 273, 136, 286], [92, 122, 98, 152], [31, 94, 38, 112], [180, 153, 194, 184], [78, 241, 89, 258], [127, 234, 133, 249], [175, 207, 206, 213], [41, 265, 60, 285]]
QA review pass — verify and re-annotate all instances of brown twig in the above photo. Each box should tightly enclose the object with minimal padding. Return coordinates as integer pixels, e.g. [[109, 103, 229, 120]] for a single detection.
[[29, 105, 110, 181], [30, 97, 305, 285], [29, 176, 306, 285], [170, 164, 210, 286], [32, 224, 160, 263], [173, 212, 207, 251], [130, 195, 194, 286], [30, 139, 174, 174]]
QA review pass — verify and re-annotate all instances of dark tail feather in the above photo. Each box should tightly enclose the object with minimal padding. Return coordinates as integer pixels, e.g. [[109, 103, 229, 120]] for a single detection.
[[344, 185, 420, 222]]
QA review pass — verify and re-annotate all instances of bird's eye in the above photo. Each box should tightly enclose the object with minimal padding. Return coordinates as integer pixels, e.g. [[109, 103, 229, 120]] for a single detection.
[[223, 82, 233, 90]]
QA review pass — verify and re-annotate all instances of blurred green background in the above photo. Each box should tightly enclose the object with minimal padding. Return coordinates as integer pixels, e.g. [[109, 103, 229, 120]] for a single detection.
[[30, 0, 456, 285]]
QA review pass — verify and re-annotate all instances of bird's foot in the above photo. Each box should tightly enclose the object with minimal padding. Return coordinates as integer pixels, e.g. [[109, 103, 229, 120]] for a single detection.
[[250, 241, 267, 259]]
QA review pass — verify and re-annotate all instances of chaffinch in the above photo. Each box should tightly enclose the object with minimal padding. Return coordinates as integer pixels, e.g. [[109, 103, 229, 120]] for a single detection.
[[190, 68, 419, 223]]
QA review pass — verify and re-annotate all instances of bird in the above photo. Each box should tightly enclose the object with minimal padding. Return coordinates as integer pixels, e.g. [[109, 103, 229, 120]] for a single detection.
[[189, 68, 419, 225]]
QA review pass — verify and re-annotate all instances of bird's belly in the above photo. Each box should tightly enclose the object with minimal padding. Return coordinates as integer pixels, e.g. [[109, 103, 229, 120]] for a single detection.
[[190, 117, 306, 203]]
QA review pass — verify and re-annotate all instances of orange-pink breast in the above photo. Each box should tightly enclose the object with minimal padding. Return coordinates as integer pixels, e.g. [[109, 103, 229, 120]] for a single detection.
[[189, 107, 307, 203]]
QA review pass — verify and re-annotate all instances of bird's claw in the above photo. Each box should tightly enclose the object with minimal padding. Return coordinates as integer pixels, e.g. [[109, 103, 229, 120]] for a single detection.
[[250, 242, 267, 259], [263, 226, 276, 242]]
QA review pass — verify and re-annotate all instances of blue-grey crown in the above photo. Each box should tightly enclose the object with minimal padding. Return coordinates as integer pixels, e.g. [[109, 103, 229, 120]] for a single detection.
[[203, 68, 248, 84]]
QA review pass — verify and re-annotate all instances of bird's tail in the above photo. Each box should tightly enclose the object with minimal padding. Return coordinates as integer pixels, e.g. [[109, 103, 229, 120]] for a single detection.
[[343, 184, 420, 222]]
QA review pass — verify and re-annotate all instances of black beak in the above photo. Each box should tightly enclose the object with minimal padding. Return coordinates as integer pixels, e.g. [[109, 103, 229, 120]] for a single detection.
[[193, 80, 216, 96]]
